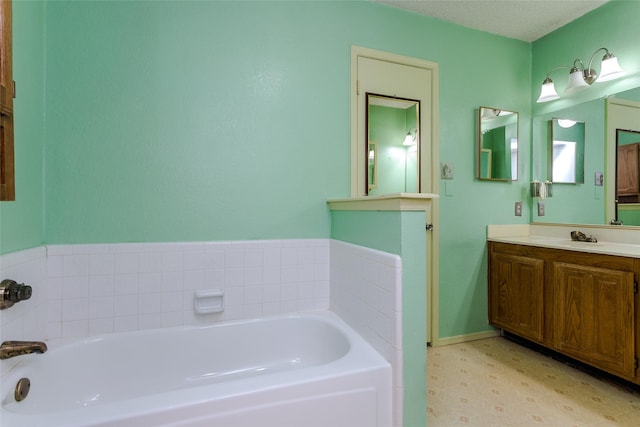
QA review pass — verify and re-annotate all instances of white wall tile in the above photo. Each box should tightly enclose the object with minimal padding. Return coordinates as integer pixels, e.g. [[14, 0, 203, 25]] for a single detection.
[[114, 273, 138, 295], [62, 319, 88, 338], [89, 318, 114, 335], [139, 252, 162, 273], [47, 255, 63, 277], [183, 270, 205, 291], [5, 239, 332, 343], [90, 253, 115, 275], [63, 276, 89, 299], [183, 251, 205, 271], [114, 253, 139, 274], [89, 275, 115, 297], [115, 294, 138, 317], [89, 296, 114, 319], [138, 293, 162, 315], [161, 251, 183, 272], [114, 315, 138, 333]]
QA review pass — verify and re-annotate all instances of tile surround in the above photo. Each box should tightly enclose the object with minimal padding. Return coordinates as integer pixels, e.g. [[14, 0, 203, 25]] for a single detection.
[[43, 239, 331, 338], [330, 239, 403, 427]]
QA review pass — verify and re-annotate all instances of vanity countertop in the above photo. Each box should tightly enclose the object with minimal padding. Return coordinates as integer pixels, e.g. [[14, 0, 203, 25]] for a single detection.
[[488, 224, 640, 259]]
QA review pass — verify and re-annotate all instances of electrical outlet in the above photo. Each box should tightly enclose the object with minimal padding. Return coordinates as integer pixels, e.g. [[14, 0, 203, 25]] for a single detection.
[[515, 201, 522, 216], [538, 202, 545, 216]]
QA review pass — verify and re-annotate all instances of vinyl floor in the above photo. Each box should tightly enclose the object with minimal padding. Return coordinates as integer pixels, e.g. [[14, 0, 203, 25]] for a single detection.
[[427, 336, 640, 426]]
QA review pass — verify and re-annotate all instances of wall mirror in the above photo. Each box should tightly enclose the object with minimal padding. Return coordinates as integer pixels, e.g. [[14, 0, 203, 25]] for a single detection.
[[532, 86, 640, 225], [366, 93, 420, 195], [550, 118, 585, 184], [477, 107, 518, 181]]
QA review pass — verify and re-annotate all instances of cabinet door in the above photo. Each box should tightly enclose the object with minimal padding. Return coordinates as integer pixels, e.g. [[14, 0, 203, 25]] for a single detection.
[[489, 253, 544, 342], [553, 262, 635, 380]]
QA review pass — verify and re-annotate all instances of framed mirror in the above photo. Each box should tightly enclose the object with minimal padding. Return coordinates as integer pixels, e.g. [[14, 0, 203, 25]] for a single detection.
[[366, 93, 420, 195], [549, 118, 585, 184], [477, 107, 518, 181]]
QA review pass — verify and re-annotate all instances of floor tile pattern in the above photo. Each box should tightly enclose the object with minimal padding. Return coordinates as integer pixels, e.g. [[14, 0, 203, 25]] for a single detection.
[[427, 337, 640, 426]]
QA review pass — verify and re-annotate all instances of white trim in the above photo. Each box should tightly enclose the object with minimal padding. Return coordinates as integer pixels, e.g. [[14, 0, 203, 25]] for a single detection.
[[327, 193, 437, 211], [431, 329, 501, 347]]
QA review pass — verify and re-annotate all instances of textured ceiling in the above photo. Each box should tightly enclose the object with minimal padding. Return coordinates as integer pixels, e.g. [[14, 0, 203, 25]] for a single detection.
[[375, 0, 610, 42]]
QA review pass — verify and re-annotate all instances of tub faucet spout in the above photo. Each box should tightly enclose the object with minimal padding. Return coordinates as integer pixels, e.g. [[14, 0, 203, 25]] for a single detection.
[[0, 341, 47, 359]]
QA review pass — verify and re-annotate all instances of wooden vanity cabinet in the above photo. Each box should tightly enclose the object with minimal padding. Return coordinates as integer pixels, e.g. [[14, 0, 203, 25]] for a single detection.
[[489, 251, 544, 343], [488, 242, 640, 383], [553, 262, 635, 379]]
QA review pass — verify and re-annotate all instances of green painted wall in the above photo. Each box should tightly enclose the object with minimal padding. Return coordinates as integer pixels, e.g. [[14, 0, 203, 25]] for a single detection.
[[619, 206, 640, 225], [41, 0, 531, 250], [0, 0, 45, 255], [619, 130, 640, 146], [331, 209, 427, 427]]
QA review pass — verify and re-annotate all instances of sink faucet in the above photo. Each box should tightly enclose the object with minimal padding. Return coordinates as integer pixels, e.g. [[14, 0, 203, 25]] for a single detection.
[[570, 230, 598, 243], [0, 341, 48, 360]]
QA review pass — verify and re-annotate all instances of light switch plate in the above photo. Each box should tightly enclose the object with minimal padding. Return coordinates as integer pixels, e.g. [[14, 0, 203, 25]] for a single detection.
[[440, 162, 454, 179], [515, 201, 522, 216], [538, 202, 545, 216]]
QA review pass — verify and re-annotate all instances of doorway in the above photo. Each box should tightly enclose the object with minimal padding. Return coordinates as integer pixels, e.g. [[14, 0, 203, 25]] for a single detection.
[[350, 46, 440, 343]]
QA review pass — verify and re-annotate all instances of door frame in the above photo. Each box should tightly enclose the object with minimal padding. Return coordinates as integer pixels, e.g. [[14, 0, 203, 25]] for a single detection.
[[350, 46, 440, 344]]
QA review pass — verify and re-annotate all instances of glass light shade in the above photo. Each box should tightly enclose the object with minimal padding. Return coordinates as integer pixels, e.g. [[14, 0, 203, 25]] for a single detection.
[[536, 78, 559, 103], [402, 132, 415, 146], [596, 53, 624, 82], [564, 68, 589, 94], [557, 119, 577, 128]]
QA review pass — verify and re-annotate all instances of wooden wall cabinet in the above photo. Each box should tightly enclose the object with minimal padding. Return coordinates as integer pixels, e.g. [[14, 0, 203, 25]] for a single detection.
[[488, 242, 639, 383]]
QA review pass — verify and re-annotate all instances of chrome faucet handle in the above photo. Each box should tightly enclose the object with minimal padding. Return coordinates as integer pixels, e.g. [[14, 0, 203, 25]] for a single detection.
[[0, 279, 32, 310]]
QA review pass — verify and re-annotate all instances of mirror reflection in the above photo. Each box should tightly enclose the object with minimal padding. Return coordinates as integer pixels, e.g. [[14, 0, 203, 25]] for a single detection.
[[616, 129, 640, 225], [550, 118, 585, 184], [532, 86, 640, 225], [366, 93, 420, 195], [478, 107, 518, 181], [368, 142, 377, 191]]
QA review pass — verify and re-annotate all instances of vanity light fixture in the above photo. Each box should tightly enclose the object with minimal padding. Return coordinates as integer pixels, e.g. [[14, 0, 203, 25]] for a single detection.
[[536, 47, 624, 103]]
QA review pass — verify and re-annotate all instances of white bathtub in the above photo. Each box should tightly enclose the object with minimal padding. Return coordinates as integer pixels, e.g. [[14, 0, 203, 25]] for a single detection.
[[1, 311, 391, 427]]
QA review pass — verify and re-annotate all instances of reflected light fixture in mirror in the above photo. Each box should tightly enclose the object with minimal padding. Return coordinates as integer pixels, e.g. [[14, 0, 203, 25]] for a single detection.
[[403, 130, 417, 146], [536, 47, 624, 103]]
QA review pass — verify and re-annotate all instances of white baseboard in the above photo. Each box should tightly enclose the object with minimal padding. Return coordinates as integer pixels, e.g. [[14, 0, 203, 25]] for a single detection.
[[429, 329, 500, 347]]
